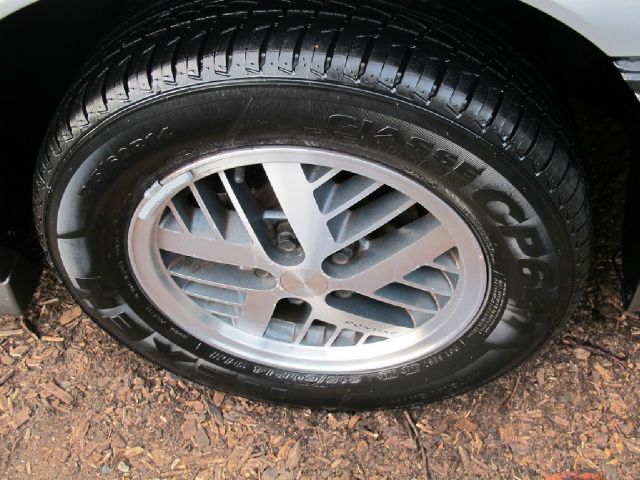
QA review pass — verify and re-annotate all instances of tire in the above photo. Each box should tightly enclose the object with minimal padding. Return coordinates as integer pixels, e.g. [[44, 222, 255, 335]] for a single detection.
[[34, 0, 591, 409]]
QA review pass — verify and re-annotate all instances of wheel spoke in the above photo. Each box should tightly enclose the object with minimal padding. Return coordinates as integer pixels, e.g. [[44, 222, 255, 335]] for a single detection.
[[316, 175, 382, 218], [218, 172, 270, 254], [263, 163, 338, 267], [370, 285, 438, 315], [234, 290, 283, 337], [293, 317, 315, 344], [331, 217, 457, 295], [400, 267, 454, 296], [168, 259, 277, 293], [167, 201, 190, 234], [189, 183, 224, 240], [181, 282, 245, 306], [327, 190, 415, 249], [157, 227, 272, 271]]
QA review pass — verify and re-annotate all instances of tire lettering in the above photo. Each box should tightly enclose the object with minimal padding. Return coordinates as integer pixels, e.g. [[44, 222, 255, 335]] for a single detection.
[[473, 188, 527, 224], [500, 226, 545, 258], [80, 127, 172, 197]]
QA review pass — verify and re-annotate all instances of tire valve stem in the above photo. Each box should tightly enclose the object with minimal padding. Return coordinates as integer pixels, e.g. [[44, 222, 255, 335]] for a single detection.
[[234, 167, 246, 184]]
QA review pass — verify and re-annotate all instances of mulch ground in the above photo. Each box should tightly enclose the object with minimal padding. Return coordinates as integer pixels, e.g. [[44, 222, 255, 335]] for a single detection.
[[1, 108, 639, 479]]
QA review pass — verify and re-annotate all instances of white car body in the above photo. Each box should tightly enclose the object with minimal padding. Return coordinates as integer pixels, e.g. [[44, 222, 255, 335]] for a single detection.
[[2, 0, 640, 57], [520, 0, 640, 56]]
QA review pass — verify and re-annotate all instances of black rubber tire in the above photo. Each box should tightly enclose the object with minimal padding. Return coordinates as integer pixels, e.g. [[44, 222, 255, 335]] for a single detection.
[[34, 0, 591, 409]]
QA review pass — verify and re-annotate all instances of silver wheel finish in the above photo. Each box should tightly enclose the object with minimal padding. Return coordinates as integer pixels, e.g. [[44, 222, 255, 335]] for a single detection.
[[128, 148, 488, 373]]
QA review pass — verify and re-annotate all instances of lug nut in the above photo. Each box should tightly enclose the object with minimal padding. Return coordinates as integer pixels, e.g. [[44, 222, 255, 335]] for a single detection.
[[275, 221, 299, 253], [276, 232, 297, 253], [254, 269, 270, 279], [335, 290, 354, 299], [331, 247, 354, 265], [276, 221, 292, 233]]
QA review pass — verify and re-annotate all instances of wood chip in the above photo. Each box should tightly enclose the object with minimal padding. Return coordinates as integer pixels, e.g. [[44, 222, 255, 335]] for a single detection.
[[575, 347, 591, 360], [356, 440, 368, 455], [13, 406, 31, 429], [26, 356, 43, 368], [40, 298, 59, 306], [124, 446, 145, 458], [151, 449, 172, 468], [110, 432, 126, 449], [181, 419, 197, 441], [42, 381, 74, 404], [71, 417, 90, 444], [0, 368, 14, 387], [277, 439, 296, 462], [212, 391, 225, 407], [546, 473, 606, 480], [194, 427, 210, 450], [348, 415, 360, 429], [59, 306, 83, 326], [226, 446, 248, 473], [204, 397, 224, 426], [608, 393, 628, 417], [0, 329, 23, 338], [458, 446, 473, 473], [286, 441, 300, 470], [9, 345, 29, 357], [41, 336, 65, 343], [454, 417, 478, 433]]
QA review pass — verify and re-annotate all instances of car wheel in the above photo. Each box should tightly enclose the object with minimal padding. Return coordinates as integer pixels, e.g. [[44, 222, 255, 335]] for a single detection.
[[34, 0, 591, 409]]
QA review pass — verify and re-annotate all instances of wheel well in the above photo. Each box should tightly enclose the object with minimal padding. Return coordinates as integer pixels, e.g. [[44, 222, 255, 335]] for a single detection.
[[0, 0, 138, 251], [1, 0, 638, 250]]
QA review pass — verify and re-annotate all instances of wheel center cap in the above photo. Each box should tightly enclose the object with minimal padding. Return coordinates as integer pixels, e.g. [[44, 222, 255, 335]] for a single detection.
[[280, 270, 329, 297]]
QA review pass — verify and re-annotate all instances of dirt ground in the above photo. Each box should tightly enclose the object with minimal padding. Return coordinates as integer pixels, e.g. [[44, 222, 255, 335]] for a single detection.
[[2, 108, 640, 480]]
